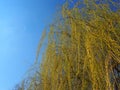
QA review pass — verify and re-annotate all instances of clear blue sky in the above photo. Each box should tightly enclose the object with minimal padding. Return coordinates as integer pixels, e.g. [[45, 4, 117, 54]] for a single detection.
[[0, 0, 63, 90]]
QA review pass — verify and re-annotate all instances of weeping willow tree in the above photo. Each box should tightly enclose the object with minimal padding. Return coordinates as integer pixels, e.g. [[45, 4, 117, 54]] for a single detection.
[[22, 0, 120, 90]]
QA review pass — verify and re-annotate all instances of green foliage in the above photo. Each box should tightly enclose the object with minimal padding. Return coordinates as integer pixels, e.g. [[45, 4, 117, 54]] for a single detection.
[[17, 0, 120, 90]]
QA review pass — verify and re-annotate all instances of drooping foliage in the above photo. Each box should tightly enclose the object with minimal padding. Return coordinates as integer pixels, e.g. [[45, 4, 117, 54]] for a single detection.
[[17, 0, 120, 90]]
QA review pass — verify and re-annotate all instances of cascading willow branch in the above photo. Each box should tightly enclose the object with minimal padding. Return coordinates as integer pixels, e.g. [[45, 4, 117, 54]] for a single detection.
[[27, 0, 120, 90]]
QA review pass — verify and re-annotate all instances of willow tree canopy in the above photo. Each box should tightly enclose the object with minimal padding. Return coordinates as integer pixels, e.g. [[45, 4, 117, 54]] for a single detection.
[[19, 1, 120, 90]]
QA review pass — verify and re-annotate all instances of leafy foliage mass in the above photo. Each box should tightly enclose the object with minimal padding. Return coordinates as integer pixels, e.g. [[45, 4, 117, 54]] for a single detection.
[[14, 0, 120, 90]]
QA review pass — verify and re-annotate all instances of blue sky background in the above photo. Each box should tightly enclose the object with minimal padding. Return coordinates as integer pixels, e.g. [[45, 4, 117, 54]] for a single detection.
[[0, 0, 63, 90]]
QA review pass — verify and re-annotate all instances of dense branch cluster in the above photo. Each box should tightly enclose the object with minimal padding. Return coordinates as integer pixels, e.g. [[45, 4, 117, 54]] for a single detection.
[[14, 0, 120, 90]]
